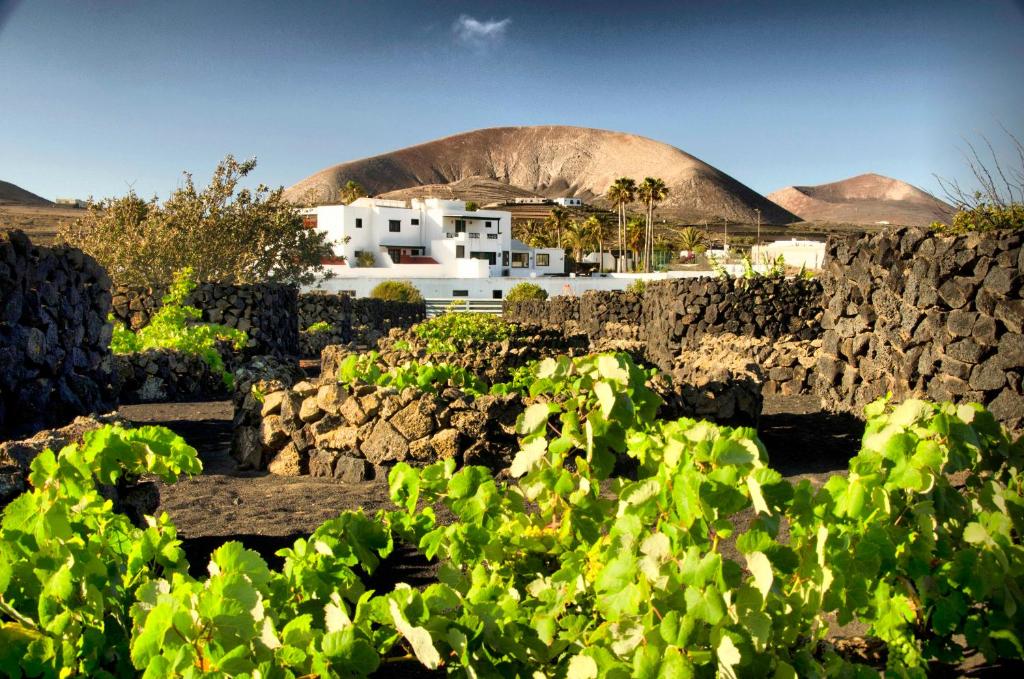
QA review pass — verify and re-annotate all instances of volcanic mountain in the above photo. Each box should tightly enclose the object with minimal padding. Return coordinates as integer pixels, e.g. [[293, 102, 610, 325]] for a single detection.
[[284, 126, 800, 224], [0, 180, 52, 207], [767, 173, 954, 226]]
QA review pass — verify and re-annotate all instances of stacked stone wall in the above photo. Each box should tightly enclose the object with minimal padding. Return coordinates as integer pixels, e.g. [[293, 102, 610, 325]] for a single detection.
[[503, 296, 580, 330], [111, 282, 299, 357], [578, 290, 644, 341], [643, 277, 823, 373], [297, 294, 425, 356], [233, 380, 522, 480], [816, 227, 1023, 431], [0, 231, 115, 439]]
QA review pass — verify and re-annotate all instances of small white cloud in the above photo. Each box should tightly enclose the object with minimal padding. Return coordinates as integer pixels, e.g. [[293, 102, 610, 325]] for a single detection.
[[452, 14, 511, 49]]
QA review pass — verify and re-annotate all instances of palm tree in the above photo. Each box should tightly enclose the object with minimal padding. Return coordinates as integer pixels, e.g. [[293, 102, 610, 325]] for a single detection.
[[675, 226, 707, 256], [637, 177, 669, 272], [605, 177, 636, 272], [513, 219, 554, 248], [544, 206, 571, 250], [625, 216, 645, 271], [583, 215, 606, 272], [338, 180, 367, 204]]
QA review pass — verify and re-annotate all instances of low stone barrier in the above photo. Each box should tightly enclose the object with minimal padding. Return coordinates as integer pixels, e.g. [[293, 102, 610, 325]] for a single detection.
[[673, 333, 819, 397], [297, 293, 426, 356], [815, 227, 1023, 431], [503, 295, 581, 331], [643, 277, 823, 373], [233, 381, 522, 479], [578, 290, 643, 341], [0, 230, 115, 439], [111, 282, 299, 357]]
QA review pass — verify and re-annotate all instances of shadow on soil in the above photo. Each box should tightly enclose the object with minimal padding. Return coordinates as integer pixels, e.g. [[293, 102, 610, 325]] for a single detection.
[[758, 407, 864, 476]]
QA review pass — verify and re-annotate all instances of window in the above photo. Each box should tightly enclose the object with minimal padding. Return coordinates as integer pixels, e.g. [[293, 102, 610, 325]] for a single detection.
[[485, 221, 492, 228], [502, 251, 509, 266], [486, 233, 498, 239], [389, 220, 401, 233], [456, 245, 465, 258], [468, 232, 480, 239], [355, 218, 362, 229], [492, 289, 502, 299], [536, 253, 550, 267], [511, 252, 529, 268], [453, 290, 468, 297], [411, 218, 419, 225], [471, 251, 496, 265], [455, 219, 466, 233]]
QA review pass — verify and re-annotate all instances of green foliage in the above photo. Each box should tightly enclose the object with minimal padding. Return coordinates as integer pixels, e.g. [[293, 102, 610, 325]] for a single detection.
[[369, 280, 423, 303], [931, 202, 1024, 235], [411, 312, 514, 354], [505, 282, 548, 302], [3, 351, 1023, 678], [0, 425, 200, 677], [335, 352, 488, 398], [463, 201, 479, 211], [57, 155, 332, 287], [110, 268, 247, 388], [354, 251, 377, 268], [305, 320, 333, 335], [626, 279, 647, 295]]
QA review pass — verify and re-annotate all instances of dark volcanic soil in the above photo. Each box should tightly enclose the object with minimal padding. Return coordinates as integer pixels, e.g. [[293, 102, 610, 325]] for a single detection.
[[118, 395, 864, 574]]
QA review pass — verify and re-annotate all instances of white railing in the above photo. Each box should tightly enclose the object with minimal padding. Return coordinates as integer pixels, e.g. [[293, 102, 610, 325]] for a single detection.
[[424, 298, 504, 317]]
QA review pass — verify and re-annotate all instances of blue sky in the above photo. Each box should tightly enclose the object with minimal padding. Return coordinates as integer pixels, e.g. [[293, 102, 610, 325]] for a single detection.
[[1, 0, 1022, 202]]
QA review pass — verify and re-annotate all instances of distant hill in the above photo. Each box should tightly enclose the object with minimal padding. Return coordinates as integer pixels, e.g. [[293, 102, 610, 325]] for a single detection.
[[0, 180, 52, 207], [767, 173, 954, 226], [285, 126, 800, 224]]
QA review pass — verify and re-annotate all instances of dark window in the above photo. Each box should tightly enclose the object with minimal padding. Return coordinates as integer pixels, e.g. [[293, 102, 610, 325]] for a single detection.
[[411, 218, 419, 225], [456, 245, 465, 258], [492, 289, 503, 299], [388, 248, 402, 262], [536, 253, 550, 267], [511, 252, 529, 268], [485, 221, 492, 228], [453, 290, 469, 297], [487, 233, 498, 239], [470, 251, 496, 265], [389, 220, 401, 233], [468, 233, 480, 239], [355, 218, 363, 229], [455, 219, 466, 233], [502, 251, 509, 266]]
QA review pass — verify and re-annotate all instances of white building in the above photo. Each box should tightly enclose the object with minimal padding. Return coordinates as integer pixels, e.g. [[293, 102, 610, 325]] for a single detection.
[[302, 198, 566, 297], [553, 197, 583, 207], [750, 239, 827, 270]]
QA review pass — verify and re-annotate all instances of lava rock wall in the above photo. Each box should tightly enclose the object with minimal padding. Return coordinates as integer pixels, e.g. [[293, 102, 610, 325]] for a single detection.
[[578, 291, 644, 341], [816, 227, 1023, 431], [503, 296, 581, 329], [111, 283, 299, 357], [642, 277, 823, 373], [0, 231, 115, 439]]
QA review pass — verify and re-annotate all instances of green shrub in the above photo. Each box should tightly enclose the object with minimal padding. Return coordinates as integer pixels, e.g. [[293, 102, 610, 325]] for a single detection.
[[369, 280, 424, 303], [931, 202, 1024, 235], [336, 351, 487, 398], [110, 268, 247, 387], [626, 279, 647, 294], [305, 320, 332, 334], [355, 251, 377, 267], [505, 282, 548, 302], [464, 201, 479, 211], [412, 312, 514, 353]]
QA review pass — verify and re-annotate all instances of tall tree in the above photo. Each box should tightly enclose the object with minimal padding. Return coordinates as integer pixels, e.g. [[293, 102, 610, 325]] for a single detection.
[[637, 177, 669, 272], [338, 180, 367, 204], [675, 226, 708, 255], [544, 206, 571, 250], [605, 177, 636, 272], [625, 216, 645, 271], [58, 155, 332, 287]]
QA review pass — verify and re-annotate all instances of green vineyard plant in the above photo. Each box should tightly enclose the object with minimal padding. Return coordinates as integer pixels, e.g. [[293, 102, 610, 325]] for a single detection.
[[1, 354, 1021, 677], [110, 268, 247, 388]]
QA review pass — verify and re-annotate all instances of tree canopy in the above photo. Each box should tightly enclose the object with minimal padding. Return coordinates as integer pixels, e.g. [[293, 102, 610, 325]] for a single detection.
[[58, 156, 333, 287]]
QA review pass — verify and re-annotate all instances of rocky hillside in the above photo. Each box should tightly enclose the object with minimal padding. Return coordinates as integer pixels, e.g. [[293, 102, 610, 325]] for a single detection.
[[0, 180, 52, 206], [285, 126, 800, 224], [768, 173, 954, 226]]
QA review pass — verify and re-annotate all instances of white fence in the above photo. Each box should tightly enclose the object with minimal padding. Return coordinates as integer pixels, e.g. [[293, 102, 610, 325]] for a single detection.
[[424, 298, 504, 317]]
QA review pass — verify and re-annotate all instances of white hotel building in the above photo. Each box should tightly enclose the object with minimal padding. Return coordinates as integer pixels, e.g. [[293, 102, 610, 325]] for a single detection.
[[301, 198, 567, 299]]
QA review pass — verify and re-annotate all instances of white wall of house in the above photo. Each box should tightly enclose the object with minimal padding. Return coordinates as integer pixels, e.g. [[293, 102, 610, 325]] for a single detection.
[[751, 240, 827, 270], [553, 197, 583, 207]]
